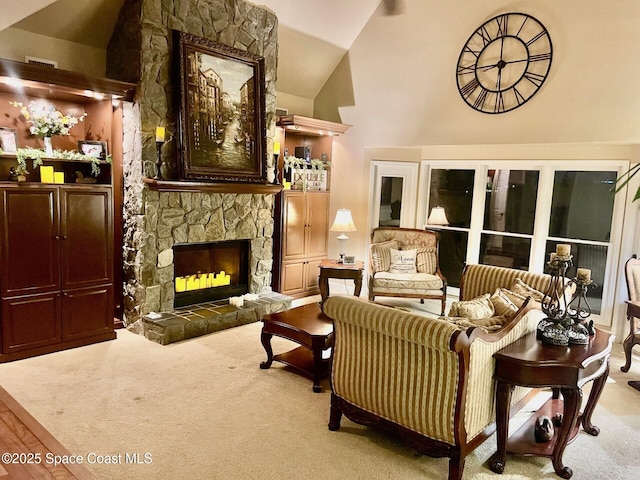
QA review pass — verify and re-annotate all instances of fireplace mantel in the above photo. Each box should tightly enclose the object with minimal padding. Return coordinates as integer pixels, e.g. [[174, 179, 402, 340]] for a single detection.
[[143, 178, 283, 194]]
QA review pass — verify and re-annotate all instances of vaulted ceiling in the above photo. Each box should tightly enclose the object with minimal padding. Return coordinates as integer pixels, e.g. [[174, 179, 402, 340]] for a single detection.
[[2, 0, 384, 99]]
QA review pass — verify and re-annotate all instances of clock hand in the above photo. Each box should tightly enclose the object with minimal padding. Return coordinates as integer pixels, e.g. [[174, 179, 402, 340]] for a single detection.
[[477, 63, 499, 71]]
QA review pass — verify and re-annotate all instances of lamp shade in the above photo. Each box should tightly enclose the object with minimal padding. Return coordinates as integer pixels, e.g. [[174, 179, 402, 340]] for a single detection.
[[427, 206, 449, 226], [330, 209, 357, 232]]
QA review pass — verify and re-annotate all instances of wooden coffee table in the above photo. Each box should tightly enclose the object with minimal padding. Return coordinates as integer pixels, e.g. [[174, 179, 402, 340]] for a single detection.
[[259, 302, 334, 392]]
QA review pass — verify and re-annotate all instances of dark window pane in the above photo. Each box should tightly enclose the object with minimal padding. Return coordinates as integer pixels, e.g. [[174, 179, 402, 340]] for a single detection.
[[545, 240, 605, 315], [484, 170, 539, 235], [480, 234, 531, 271], [549, 171, 616, 242], [438, 230, 468, 288], [429, 169, 475, 228], [379, 176, 403, 227]]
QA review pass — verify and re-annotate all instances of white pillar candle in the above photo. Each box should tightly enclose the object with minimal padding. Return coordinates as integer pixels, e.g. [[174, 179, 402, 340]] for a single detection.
[[549, 252, 556, 262], [556, 244, 571, 256], [577, 268, 591, 282]]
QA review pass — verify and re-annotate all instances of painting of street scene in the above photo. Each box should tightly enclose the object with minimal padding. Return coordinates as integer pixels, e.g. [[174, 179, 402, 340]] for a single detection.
[[179, 33, 265, 182]]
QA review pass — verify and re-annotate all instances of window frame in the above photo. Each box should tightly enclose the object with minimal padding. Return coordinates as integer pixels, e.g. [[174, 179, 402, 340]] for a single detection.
[[418, 159, 629, 328]]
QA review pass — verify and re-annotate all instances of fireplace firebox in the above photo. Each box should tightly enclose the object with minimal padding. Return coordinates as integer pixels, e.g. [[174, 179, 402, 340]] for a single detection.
[[173, 240, 249, 307]]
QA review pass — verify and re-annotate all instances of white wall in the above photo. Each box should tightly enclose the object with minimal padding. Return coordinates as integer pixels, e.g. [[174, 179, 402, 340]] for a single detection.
[[0, 27, 106, 77], [314, 0, 640, 336]]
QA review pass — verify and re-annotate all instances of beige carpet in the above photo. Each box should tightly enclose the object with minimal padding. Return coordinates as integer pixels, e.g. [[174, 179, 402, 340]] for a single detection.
[[1, 299, 639, 479]]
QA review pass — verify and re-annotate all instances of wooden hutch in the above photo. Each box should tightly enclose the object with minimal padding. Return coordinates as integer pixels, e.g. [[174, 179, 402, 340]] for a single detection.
[[272, 115, 351, 298], [0, 59, 135, 362]]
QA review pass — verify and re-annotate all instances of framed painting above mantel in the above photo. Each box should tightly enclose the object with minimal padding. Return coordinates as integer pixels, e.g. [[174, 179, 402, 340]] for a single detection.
[[176, 31, 267, 183]]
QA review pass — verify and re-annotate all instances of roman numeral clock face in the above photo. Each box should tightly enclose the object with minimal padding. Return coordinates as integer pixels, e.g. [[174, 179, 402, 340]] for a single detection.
[[456, 13, 553, 114]]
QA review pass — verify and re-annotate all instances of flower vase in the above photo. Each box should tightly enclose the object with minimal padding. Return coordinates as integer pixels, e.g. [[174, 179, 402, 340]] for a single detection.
[[43, 136, 53, 157]]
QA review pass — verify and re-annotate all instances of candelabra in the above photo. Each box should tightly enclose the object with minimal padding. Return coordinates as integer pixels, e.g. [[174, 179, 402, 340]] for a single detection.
[[538, 247, 594, 346]]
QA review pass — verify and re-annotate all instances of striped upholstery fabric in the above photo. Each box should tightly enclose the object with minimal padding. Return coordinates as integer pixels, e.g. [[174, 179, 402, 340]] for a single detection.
[[463, 308, 544, 439], [461, 264, 553, 301], [415, 247, 437, 274], [324, 296, 462, 445]]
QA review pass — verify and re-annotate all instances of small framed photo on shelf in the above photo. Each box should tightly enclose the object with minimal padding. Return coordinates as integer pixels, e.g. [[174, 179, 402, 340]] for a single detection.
[[0, 128, 18, 154], [343, 255, 356, 265], [78, 140, 107, 160]]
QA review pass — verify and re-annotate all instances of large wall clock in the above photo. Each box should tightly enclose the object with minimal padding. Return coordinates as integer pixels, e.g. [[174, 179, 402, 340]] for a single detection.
[[456, 12, 553, 114]]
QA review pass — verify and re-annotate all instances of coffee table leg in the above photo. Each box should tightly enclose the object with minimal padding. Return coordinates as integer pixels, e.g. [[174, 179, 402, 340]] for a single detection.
[[259, 331, 274, 369]]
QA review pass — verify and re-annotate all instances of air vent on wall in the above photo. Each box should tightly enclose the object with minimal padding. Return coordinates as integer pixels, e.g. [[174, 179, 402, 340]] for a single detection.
[[275, 107, 288, 116], [25, 56, 58, 68]]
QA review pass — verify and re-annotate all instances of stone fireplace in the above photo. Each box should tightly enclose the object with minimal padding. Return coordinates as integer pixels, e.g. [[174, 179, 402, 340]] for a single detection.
[[108, 0, 286, 335]]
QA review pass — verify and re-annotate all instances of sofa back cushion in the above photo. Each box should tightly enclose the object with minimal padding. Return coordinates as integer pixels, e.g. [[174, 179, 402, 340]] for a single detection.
[[460, 264, 554, 301]]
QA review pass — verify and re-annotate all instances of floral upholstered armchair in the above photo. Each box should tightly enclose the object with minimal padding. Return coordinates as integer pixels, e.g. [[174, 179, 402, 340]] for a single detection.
[[368, 227, 447, 315]]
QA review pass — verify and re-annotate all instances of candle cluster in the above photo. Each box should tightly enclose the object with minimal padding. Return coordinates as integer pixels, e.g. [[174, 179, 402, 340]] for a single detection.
[[229, 293, 259, 308], [40, 166, 65, 184], [175, 271, 231, 292]]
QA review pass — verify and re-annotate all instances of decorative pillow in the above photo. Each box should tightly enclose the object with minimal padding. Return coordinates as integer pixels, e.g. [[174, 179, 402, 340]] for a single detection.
[[490, 288, 519, 319], [511, 278, 545, 302], [388, 248, 417, 274], [500, 288, 527, 308], [448, 293, 495, 319], [440, 315, 508, 333], [414, 247, 437, 274], [370, 240, 398, 272]]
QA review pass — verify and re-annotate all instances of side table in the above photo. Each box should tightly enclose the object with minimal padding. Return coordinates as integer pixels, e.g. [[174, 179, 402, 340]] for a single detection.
[[490, 328, 614, 479], [318, 259, 364, 306]]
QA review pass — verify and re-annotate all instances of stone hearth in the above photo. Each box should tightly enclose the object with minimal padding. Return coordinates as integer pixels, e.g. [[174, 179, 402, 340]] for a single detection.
[[142, 292, 291, 345]]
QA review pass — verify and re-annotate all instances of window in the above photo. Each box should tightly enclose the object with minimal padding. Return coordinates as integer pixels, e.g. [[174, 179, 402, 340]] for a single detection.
[[419, 160, 626, 327]]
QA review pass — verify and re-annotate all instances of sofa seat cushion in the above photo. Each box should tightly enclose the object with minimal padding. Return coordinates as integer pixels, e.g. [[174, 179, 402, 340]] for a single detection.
[[372, 271, 444, 291]]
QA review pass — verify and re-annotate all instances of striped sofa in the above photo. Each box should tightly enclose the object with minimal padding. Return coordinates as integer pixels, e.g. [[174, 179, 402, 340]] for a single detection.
[[324, 264, 556, 480]]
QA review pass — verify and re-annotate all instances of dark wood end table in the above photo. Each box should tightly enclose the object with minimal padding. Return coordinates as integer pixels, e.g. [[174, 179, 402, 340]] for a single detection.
[[490, 328, 614, 479], [318, 259, 364, 306], [259, 302, 334, 393]]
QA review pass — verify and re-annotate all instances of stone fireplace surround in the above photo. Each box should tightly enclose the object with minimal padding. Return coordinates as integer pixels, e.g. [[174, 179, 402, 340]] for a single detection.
[[109, 0, 285, 335]]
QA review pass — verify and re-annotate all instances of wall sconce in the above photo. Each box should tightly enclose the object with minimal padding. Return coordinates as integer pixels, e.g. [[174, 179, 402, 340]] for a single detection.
[[154, 126, 166, 180], [330, 209, 357, 263], [427, 206, 449, 226]]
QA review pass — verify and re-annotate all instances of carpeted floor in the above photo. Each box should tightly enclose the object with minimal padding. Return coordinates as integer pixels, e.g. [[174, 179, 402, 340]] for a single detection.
[[0, 296, 639, 479]]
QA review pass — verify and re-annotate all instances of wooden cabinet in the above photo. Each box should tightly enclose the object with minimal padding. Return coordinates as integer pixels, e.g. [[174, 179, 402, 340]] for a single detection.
[[278, 191, 329, 296], [272, 115, 350, 298], [0, 59, 135, 327], [0, 184, 115, 361]]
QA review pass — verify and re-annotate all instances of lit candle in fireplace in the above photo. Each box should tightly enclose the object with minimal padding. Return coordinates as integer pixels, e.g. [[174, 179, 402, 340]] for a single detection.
[[199, 273, 208, 289], [175, 277, 186, 292], [186, 275, 199, 291]]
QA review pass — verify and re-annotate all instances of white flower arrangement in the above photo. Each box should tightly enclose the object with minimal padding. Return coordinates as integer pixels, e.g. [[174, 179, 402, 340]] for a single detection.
[[11, 100, 86, 137]]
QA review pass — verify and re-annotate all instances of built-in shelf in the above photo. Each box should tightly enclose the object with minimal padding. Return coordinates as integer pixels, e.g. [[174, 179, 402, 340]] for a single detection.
[[143, 178, 283, 194], [0, 58, 136, 102], [276, 115, 351, 137]]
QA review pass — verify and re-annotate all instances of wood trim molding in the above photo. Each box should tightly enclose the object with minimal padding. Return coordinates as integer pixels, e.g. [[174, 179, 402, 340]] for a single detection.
[[143, 178, 283, 194]]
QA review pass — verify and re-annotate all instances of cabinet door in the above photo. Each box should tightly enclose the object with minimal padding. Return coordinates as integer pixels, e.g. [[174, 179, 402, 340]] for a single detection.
[[282, 192, 307, 260], [0, 187, 59, 297], [59, 187, 113, 290], [305, 258, 322, 291], [62, 285, 114, 341], [306, 192, 329, 258], [281, 261, 305, 295], [1, 292, 61, 353]]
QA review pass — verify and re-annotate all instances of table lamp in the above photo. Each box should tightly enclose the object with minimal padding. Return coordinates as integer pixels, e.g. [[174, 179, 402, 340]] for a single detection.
[[427, 206, 449, 226], [330, 209, 357, 263]]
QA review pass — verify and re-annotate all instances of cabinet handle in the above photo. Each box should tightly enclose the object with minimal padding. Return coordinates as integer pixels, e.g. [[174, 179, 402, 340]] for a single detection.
[[62, 235, 68, 240]]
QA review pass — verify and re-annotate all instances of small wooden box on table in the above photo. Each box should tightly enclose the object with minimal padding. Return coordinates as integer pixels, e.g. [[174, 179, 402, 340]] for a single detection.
[[490, 328, 614, 479], [259, 303, 334, 392]]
